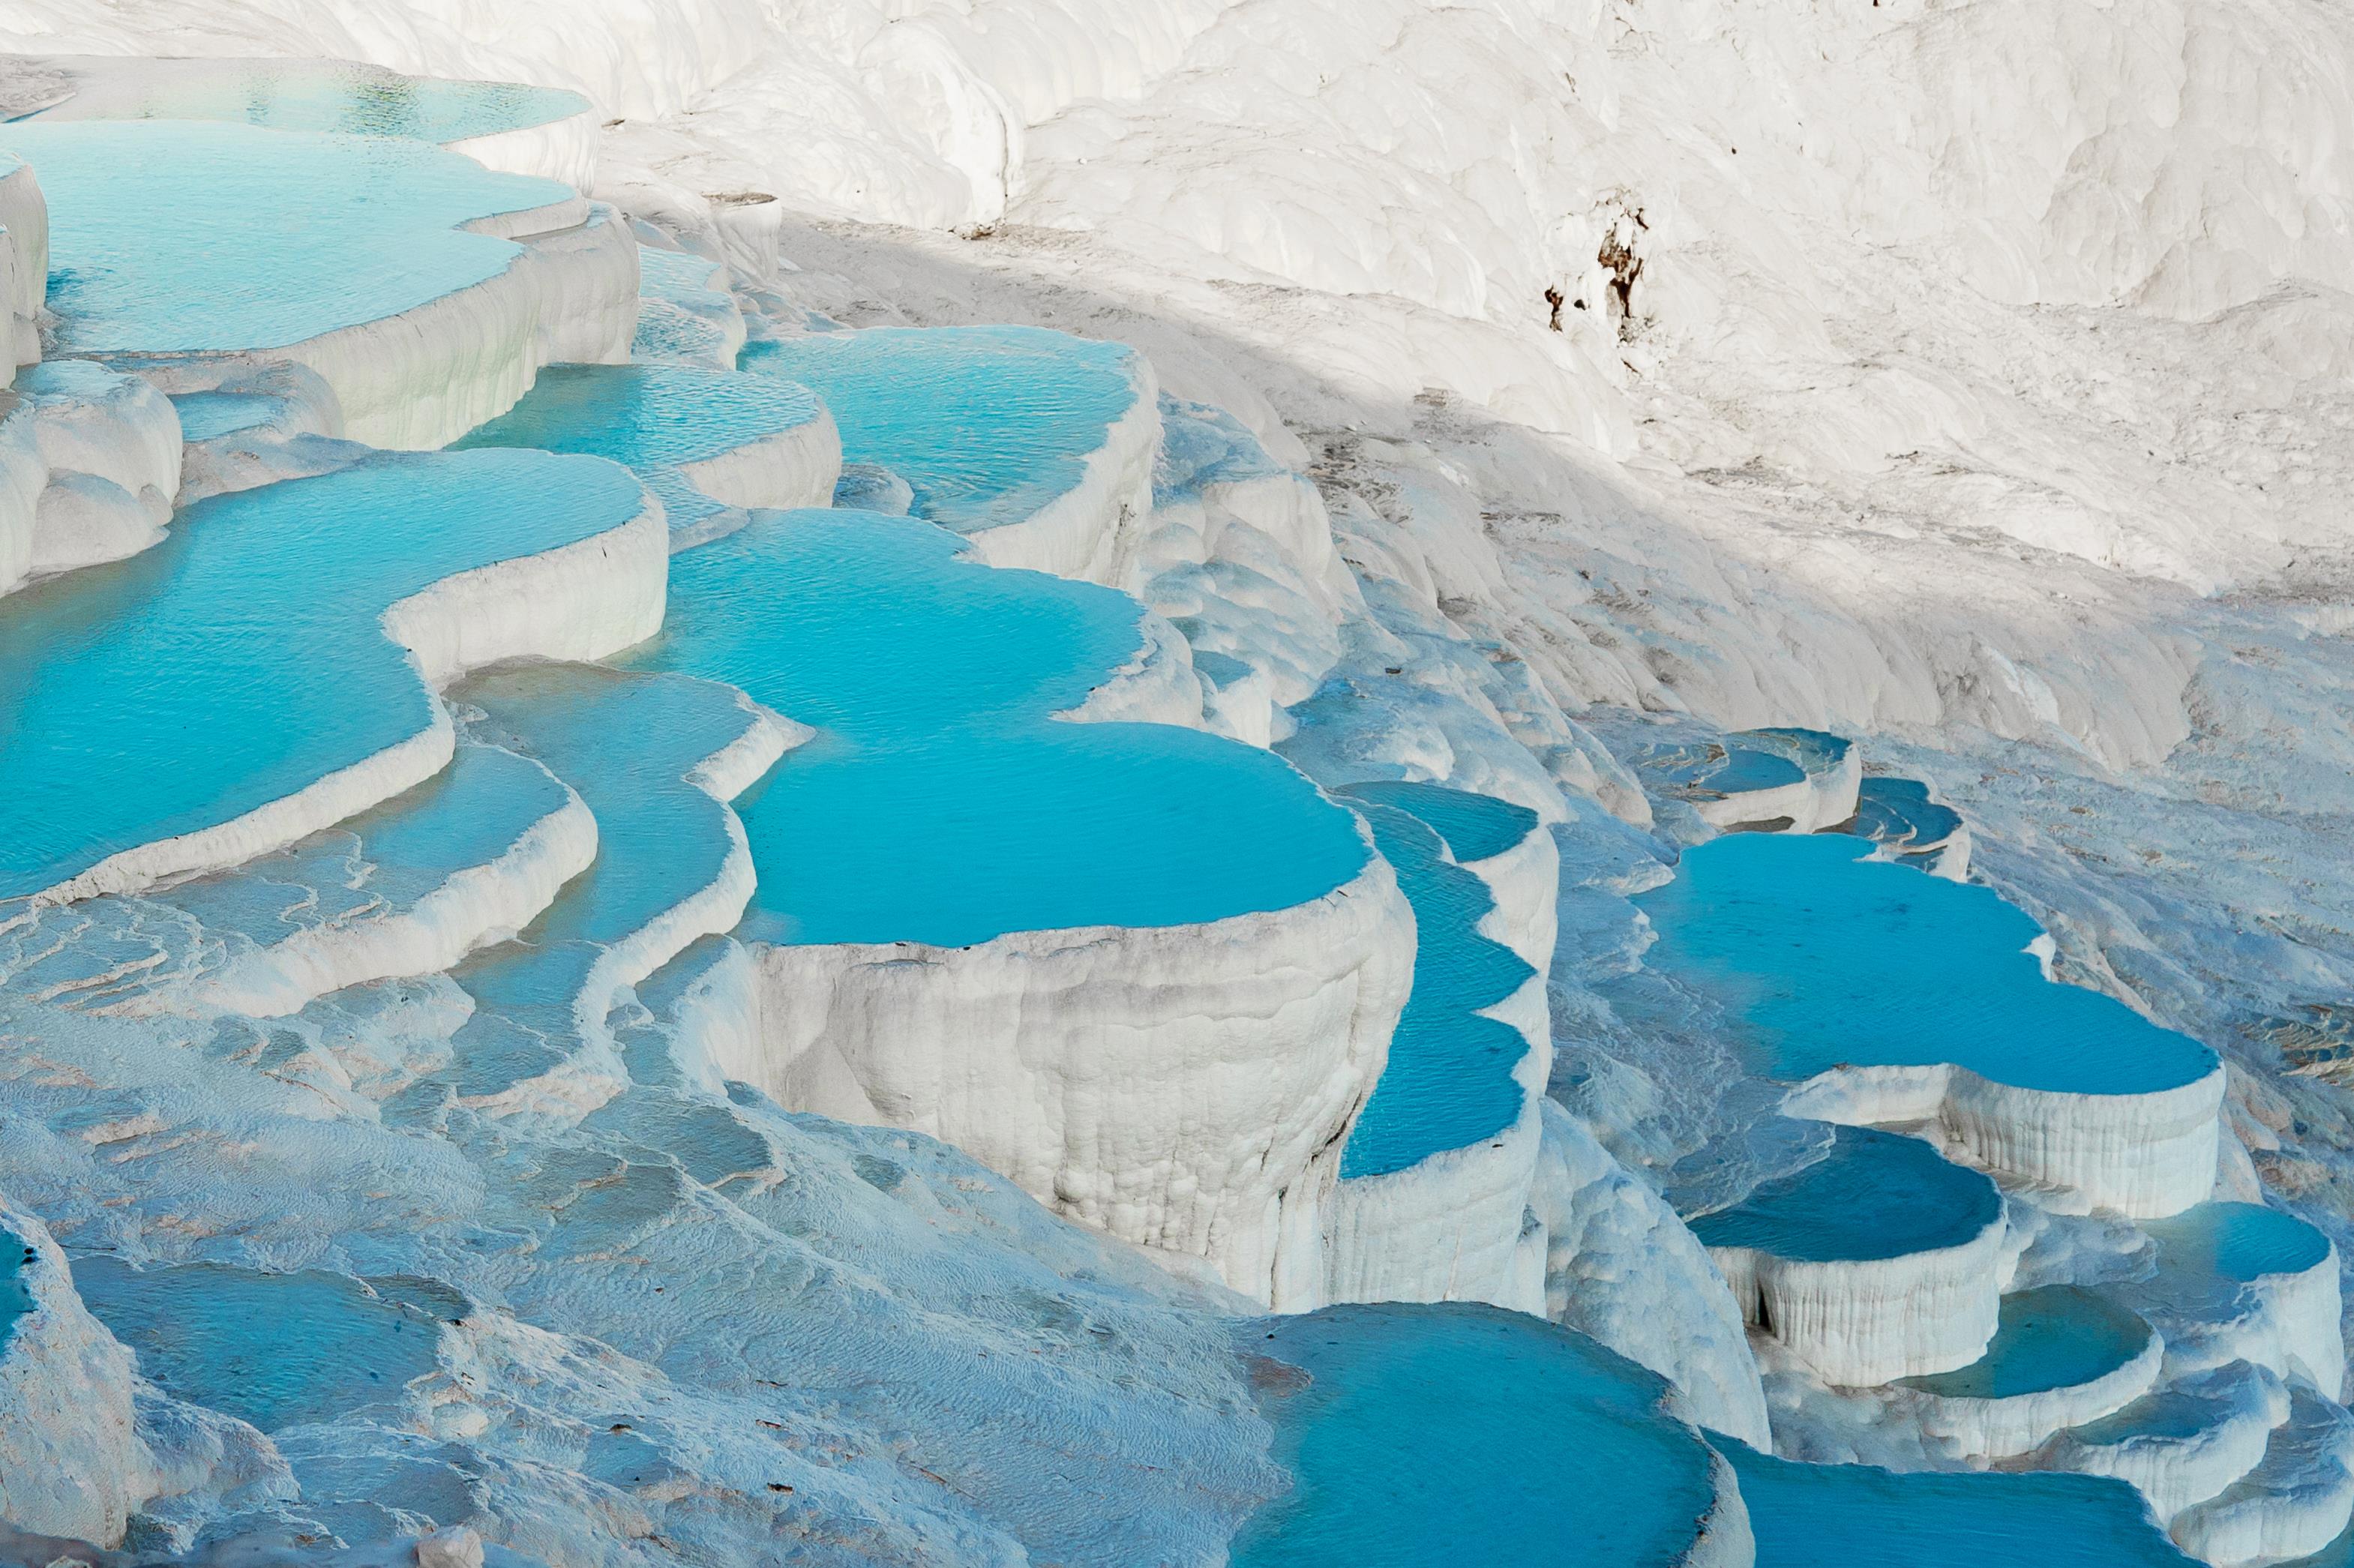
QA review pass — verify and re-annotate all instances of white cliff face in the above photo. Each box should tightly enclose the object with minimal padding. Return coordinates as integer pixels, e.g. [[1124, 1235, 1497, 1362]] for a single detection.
[[723, 853, 1414, 1308], [1782, 1061, 2230, 1222], [1528, 1102, 1771, 1447], [0, 1201, 153, 1543]]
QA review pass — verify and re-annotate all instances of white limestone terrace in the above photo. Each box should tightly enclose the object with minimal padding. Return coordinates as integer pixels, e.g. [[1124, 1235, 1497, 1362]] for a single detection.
[[412, 662, 796, 1126], [629, 239, 746, 370], [737, 324, 1162, 583], [1316, 783, 1554, 1314], [1631, 727, 1861, 836], [0, 742, 595, 1022], [0, 9, 2335, 1554], [0, 146, 40, 368], [0, 118, 631, 449], [0, 448, 664, 912], [1836, 775, 1975, 883], [1894, 1285, 2164, 1460], [1625, 817, 2227, 1220], [0, 1197, 286, 1549], [8, 52, 598, 188], [0, 358, 185, 597], [2041, 1363, 2295, 1530], [661, 498, 1412, 1309], [448, 358, 841, 547], [1690, 1124, 2010, 1387]]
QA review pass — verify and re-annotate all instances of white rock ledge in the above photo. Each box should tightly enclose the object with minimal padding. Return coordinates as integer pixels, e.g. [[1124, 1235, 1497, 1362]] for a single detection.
[[1709, 1208, 2009, 1387], [678, 402, 844, 514], [104, 205, 637, 452], [0, 1199, 151, 1544], [718, 850, 1415, 1308], [1780, 1060, 2228, 1221], [167, 777, 598, 1021], [29, 485, 667, 910], [1900, 1309, 2164, 1459], [961, 352, 1162, 586], [2040, 1362, 2292, 1525]]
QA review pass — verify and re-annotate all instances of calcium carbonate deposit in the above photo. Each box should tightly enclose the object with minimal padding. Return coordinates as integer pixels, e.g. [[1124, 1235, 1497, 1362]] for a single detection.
[[1, 3, 2353, 1564]]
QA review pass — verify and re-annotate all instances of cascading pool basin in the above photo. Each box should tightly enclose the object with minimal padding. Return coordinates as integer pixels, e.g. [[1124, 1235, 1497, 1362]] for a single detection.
[[2146, 1202, 2333, 1285], [1637, 740, 1804, 800], [0, 119, 572, 354], [1333, 796, 1534, 1180], [71, 1255, 460, 1432], [1900, 1286, 2154, 1401], [1720, 1439, 2199, 1566], [739, 326, 1136, 540], [0, 448, 646, 901], [431, 664, 775, 1104], [1335, 780, 1539, 865], [640, 507, 1367, 948], [1630, 832, 2217, 1096], [1231, 1303, 1728, 1567], [453, 363, 821, 475], [1689, 1125, 2002, 1263], [1839, 775, 1965, 853]]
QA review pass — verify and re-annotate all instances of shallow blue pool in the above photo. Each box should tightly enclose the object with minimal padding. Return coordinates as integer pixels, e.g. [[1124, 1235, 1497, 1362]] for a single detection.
[[1900, 1286, 2150, 1400], [453, 363, 821, 472], [2147, 1201, 2332, 1282], [0, 449, 645, 901], [169, 389, 283, 441], [1739, 727, 1851, 772], [1688, 1125, 1999, 1262], [1231, 1303, 1723, 1567], [1721, 1439, 2197, 1566], [152, 741, 572, 949], [1638, 740, 1804, 802], [1337, 799, 1534, 1179], [432, 665, 769, 1102], [72, 1255, 460, 1432], [642, 508, 1366, 947], [740, 327, 1135, 538], [28, 58, 586, 143], [0, 119, 571, 353], [1840, 775, 1964, 850], [1336, 780, 1538, 865], [1632, 833, 2217, 1095]]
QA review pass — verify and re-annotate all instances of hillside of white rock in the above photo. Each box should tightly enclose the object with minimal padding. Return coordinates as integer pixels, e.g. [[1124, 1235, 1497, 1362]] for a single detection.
[[1, 2, 2353, 1565]]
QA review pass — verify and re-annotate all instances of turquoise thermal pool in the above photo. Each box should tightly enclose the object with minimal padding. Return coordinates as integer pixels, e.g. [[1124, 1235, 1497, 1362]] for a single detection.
[[1631, 832, 2218, 1096], [0, 120, 571, 353], [2146, 1202, 2332, 1283], [1637, 739, 1804, 800], [1230, 1304, 1726, 1567], [1335, 794, 1535, 1180], [1688, 1126, 2000, 1262], [453, 363, 821, 475], [433, 664, 769, 1104], [168, 390, 284, 441], [0, 449, 646, 902], [24, 57, 587, 143], [1336, 780, 1539, 865], [643, 508, 1366, 947], [1721, 1440, 2199, 1567], [71, 1256, 457, 1432], [1840, 775, 1965, 854], [740, 326, 1136, 538], [1900, 1287, 2153, 1401]]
